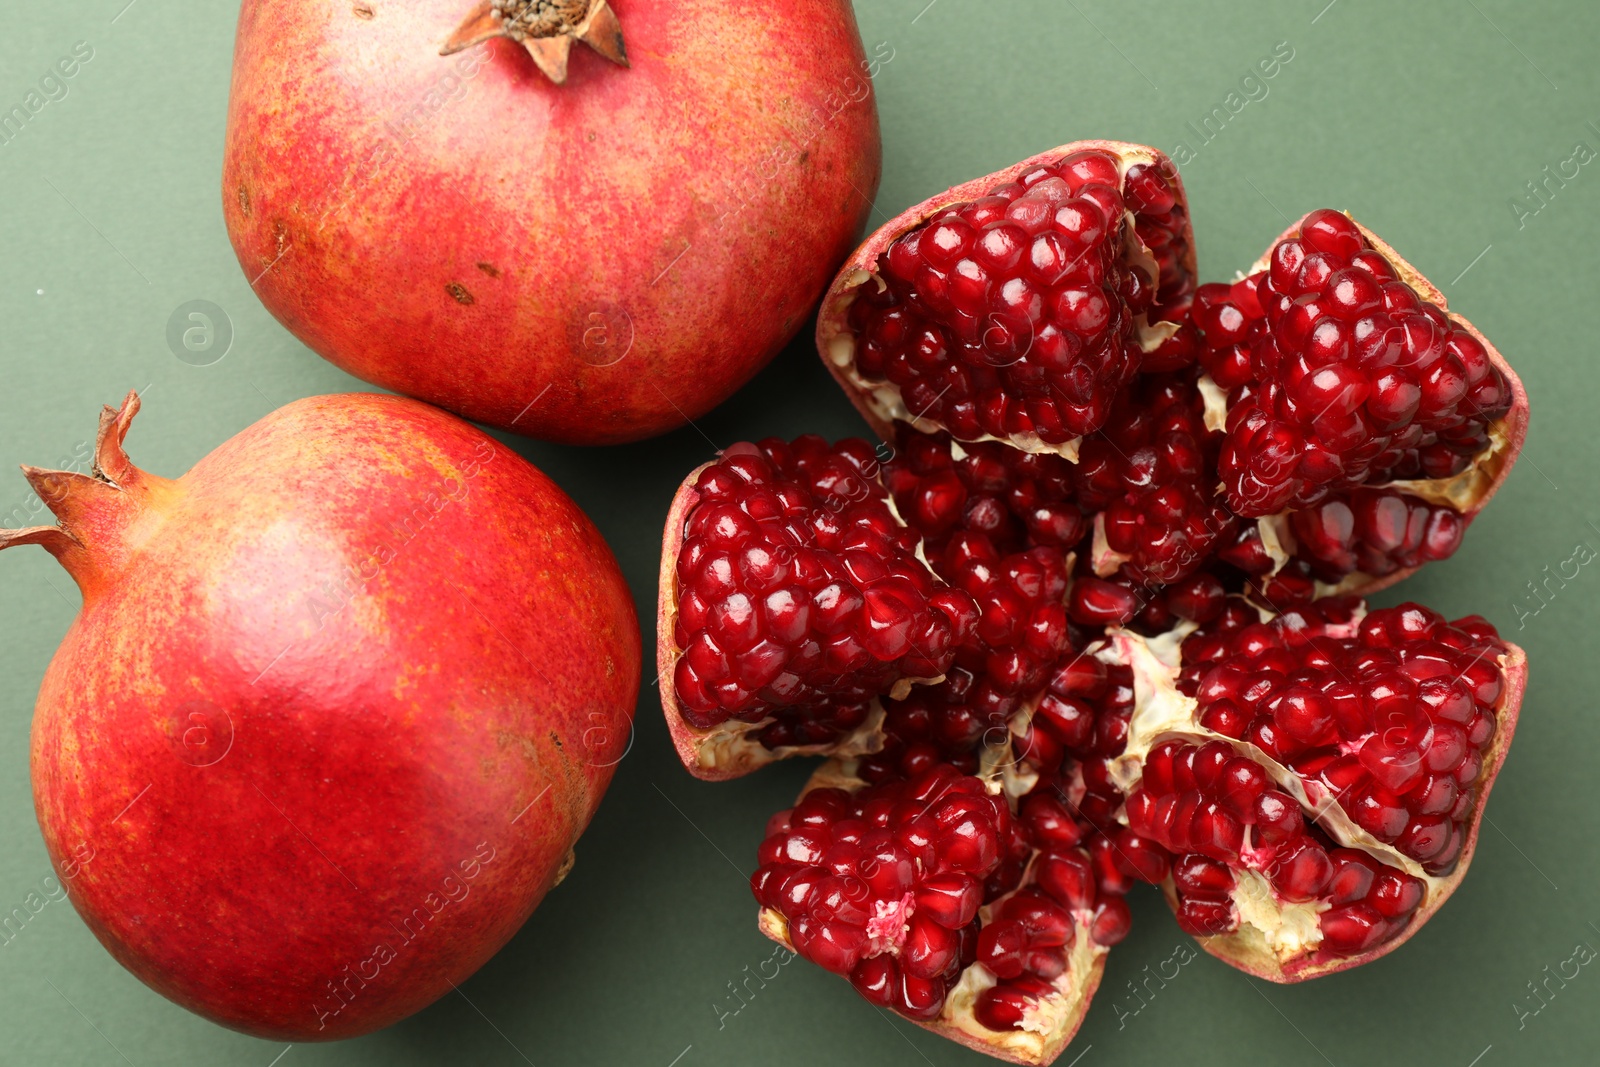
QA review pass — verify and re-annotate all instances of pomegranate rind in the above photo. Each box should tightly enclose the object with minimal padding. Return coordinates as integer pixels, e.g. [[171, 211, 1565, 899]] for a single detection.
[[815, 140, 1197, 458], [754, 759, 1105, 1066], [657, 463, 725, 777], [1154, 640, 1526, 982], [1235, 213, 1530, 600], [655, 462, 887, 780]]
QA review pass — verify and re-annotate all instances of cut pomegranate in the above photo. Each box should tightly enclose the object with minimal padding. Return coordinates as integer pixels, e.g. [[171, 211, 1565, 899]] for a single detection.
[[817, 141, 1195, 455], [662, 158, 1533, 1064], [1101, 597, 1525, 980]]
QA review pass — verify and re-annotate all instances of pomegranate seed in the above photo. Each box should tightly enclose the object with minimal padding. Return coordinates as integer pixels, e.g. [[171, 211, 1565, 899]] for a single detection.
[[974, 974, 1058, 1032], [1319, 904, 1386, 954], [1091, 896, 1132, 945]]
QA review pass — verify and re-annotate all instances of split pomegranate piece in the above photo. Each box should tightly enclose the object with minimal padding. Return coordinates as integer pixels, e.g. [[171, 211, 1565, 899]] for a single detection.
[[817, 141, 1195, 454], [1099, 597, 1525, 980], [660, 432, 1088, 781], [659, 436, 978, 779], [753, 759, 1129, 1064], [1197, 209, 1528, 592]]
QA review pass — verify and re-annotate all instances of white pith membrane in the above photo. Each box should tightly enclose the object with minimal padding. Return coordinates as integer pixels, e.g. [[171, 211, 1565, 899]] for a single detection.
[[1093, 607, 1516, 977], [1190, 214, 1519, 599], [756, 747, 1105, 1066], [819, 145, 1182, 462]]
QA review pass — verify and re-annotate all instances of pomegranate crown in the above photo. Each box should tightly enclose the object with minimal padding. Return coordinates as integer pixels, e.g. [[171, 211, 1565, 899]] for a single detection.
[[0, 390, 163, 596], [443, 0, 629, 85]]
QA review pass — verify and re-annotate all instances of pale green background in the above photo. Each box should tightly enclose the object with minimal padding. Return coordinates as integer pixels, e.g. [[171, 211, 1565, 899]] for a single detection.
[[0, 1, 1595, 1064]]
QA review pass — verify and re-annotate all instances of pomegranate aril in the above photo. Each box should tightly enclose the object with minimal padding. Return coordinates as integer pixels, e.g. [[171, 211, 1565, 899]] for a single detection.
[[977, 919, 1033, 980], [1368, 870, 1425, 918], [1271, 840, 1335, 901], [1035, 849, 1097, 911], [903, 914, 962, 979], [1091, 896, 1132, 946], [916, 874, 983, 929], [791, 915, 868, 975], [896, 970, 947, 1020], [1176, 896, 1237, 936], [1319, 904, 1386, 955], [974, 974, 1058, 1032], [1070, 578, 1139, 625]]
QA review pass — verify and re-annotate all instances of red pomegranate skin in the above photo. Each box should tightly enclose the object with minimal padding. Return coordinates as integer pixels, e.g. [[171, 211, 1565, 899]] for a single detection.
[[13, 394, 639, 1039], [222, 0, 883, 445]]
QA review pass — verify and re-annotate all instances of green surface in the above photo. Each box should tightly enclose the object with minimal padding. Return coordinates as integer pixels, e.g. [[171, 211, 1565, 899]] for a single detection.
[[0, 1, 1595, 1064]]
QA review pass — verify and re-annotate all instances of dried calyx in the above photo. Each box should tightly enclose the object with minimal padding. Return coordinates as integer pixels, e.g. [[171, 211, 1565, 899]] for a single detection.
[[442, 0, 628, 84]]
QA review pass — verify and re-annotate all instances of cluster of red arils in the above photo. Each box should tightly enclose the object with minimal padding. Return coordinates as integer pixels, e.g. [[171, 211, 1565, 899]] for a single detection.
[[661, 141, 1528, 1064]]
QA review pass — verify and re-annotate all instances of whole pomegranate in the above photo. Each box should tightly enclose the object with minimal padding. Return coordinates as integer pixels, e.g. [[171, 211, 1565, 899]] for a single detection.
[[0, 392, 639, 1039], [222, 0, 882, 444], [656, 143, 1531, 1063]]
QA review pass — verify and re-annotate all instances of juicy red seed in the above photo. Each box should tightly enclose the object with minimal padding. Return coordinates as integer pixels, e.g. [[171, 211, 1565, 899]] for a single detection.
[[1091, 896, 1132, 946], [1271, 840, 1334, 901], [974, 974, 1058, 1032], [1176, 896, 1237, 936], [1123, 163, 1177, 215], [1173, 853, 1235, 896], [916, 874, 983, 929], [1368, 869, 1425, 918], [1319, 904, 1386, 954], [1035, 849, 1096, 910], [1167, 572, 1226, 623], [1069, 578, 1138, 625]]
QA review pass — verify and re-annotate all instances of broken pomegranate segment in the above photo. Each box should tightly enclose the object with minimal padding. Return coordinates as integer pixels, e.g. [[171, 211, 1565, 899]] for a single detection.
[[1101, 597, 1525, 980], [754, 758, 1127, 1065], [658, 436, 978, 779], [1198, 209, 1527, 594], [660, 430, 1089, 781], [818, 141, 1196, 455]]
